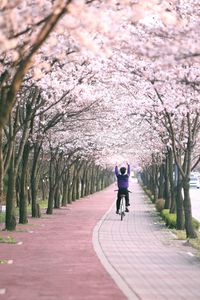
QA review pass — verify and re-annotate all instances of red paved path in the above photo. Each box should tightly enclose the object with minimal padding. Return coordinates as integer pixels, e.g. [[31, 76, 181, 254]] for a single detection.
[[0, 185, 125, 300]]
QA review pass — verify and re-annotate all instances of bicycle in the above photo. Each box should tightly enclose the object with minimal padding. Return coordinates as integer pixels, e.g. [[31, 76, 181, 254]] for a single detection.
[[119, 194, 126, 221], [115, 190, 132, 221]]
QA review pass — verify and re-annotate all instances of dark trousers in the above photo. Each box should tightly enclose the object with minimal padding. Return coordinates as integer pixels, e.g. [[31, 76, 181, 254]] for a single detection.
[[116, 188, 129, 211]]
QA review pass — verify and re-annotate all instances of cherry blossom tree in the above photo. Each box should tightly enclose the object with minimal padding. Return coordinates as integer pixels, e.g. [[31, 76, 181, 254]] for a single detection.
[[1, 0, 200, 239]]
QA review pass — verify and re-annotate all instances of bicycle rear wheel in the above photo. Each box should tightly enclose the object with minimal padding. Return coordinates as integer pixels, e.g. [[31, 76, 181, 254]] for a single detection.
[[120, 196, 125, 221]]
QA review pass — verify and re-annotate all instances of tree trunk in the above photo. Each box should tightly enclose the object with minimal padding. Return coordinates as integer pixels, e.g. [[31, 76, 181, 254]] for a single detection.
[[5, 152, 16, 230], [5, 106, 31, 228], [75, 176, 80, 200], [19, 142, 30, 224], [80, 177, 84, 197], [71, 166, 77, 201], [61, 174, 68, 206], [96, 168, 101, 192], [169, 149, 175, 213], [46, 156, 55, 214], [95, 167, 100, 192], [81, 166, 86, 197], [183, 179, 197, 238], [182, 143, 197, 238], [54, 186, 60, 208], [93, 167, 98, 193], [41, 178, 46, 201], [46, 187, 55, 214], [84, 168, 89, 196], [68, 186, 72, 204], [158, 164, 164, 199], [90, 165, 95, 194], [15, 175, 20, 207], [176, 172, 184, 230], [0, 127, 3, 203], [66, 170, 71, 203], [152, 164, 158, 203], [31, 143, 41, 218], [31, 174, 37, 217], [164, 157, 171, 209], [101, 174, 104, 190]]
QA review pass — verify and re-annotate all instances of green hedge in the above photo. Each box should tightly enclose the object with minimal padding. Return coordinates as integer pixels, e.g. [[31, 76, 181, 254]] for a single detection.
[[160, 209, 200, 230], [155, 198, 165, 212], [0, 212, 5, 224], [141, 185, 200, 231], [142, 186, 155, 203]]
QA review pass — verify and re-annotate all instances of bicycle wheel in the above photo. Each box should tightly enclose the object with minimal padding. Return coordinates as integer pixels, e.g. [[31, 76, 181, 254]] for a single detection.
[[120, 196, 125, 221]]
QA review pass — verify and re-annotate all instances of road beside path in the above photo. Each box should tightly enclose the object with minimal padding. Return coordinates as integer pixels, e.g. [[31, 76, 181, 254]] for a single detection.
[[190, 188, 200, 222], [0, 186, 125, 300]]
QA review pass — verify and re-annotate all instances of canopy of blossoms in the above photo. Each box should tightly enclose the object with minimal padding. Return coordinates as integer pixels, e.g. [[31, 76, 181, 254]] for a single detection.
[[1, 0, 200, 169]]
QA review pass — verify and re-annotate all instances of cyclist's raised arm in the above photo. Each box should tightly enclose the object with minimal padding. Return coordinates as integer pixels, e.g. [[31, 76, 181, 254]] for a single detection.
[[115, 165, 119, 176], [127, 163, 130, 176]]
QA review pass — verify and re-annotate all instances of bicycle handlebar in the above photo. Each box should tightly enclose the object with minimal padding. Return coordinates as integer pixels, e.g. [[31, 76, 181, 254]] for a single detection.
[[114, 189, 132, 193]]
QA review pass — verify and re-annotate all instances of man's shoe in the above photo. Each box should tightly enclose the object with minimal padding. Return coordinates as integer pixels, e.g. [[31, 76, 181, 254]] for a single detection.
[[125, 207, 129, 212], [127, 203, 130, 206], [116, 210, 119, 214]]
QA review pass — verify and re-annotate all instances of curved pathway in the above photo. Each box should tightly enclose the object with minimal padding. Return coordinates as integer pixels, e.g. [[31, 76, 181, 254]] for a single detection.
[[93, 179, 200, 300]]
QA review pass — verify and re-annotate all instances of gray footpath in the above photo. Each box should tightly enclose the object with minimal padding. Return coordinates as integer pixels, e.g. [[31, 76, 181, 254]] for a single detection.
[[93, 179, 200, 300]]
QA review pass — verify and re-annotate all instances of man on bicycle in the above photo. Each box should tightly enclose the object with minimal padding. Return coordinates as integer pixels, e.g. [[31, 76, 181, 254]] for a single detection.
[[115, 162, 130, 214]]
